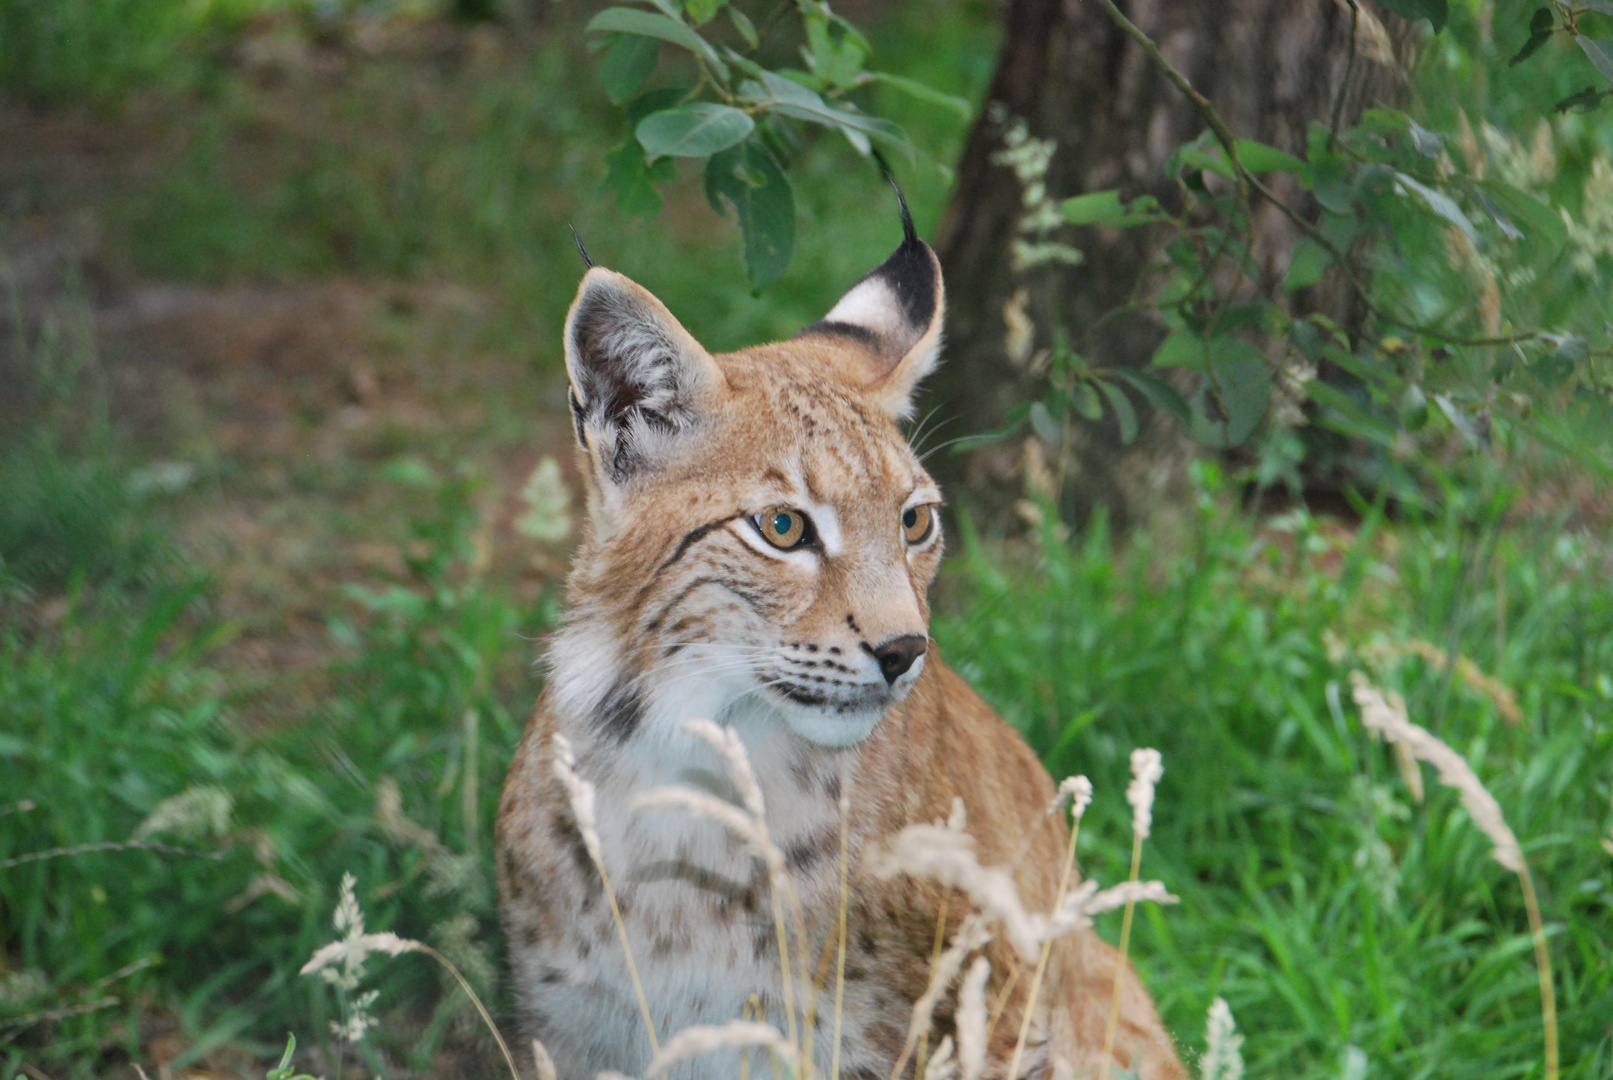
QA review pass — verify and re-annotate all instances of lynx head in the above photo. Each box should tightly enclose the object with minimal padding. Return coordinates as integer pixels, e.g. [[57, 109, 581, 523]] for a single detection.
[[550, 209, 945, 749]]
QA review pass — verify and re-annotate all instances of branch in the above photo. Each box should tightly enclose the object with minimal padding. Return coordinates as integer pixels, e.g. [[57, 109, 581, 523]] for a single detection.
[[1089, 0, 1548, 352]]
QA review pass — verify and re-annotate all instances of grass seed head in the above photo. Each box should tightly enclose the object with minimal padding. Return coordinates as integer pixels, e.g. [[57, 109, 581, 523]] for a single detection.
[[956, 957, 992, 1080], [647, 1020, 796, 1076], [1200, 997, 1244, 1080], [1350, 673, 1524, 873], [551, 734, 604, 868], [1054, 775, 1093, 821], [1127, 749, 1163, 841], [873, 823, 1044, 959]]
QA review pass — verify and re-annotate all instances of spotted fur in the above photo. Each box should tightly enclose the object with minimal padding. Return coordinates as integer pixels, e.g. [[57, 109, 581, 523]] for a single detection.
[[497, 227, 1185, 1080]]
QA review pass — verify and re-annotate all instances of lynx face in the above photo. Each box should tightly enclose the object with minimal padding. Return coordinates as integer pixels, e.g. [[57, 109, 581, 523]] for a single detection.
[[549, 225, 948, 748]]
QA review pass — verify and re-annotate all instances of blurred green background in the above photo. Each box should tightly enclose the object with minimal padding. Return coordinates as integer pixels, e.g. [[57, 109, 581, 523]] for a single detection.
[[1, 1, 1610, 1078]]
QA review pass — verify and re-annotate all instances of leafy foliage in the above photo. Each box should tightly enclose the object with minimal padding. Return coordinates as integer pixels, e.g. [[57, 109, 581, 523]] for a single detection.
[[936, 468, 1613, 1075], [981, 0, 1613, 506], [585, 0, 963, 286]]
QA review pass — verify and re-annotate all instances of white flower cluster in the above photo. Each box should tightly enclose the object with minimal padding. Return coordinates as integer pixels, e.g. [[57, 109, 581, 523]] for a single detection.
[[990, 109, 1084, 273]]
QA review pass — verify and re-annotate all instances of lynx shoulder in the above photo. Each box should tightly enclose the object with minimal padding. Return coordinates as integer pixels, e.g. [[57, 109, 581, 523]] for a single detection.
[[496, 208, 1184, 1079]]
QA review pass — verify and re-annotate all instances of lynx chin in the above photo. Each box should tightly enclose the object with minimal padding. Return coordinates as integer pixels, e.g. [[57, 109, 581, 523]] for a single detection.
[[496, 202, 1185, 1079]]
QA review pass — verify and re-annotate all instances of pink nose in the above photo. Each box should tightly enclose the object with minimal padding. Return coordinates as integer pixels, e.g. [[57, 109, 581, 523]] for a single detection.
[[872, 634, 928, 684]]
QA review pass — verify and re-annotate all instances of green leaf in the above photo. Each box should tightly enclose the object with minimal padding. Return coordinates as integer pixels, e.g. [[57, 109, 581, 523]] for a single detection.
[[704, 138, 795, 287], [599, 34, 659, 105], [1232, 139, 1303, 174], [1173, 135, 1235, 181], [586, 8, 727, 79], [861, 72, 972, 119], [1511, 8, 1555, 65], [1308, 380, 1397, 445], [1061, 190, 1167, 228], [1029, 400, 1060, 444], [1580, 37, 1613, 85], [1097, 380, 1139, 445], [1480, 181, 1568, 258], [1373, 0, 1448, 31], [726, 5, 758, 49], [1283, 238, 1333, 291], [1116, 371, 1191, 425], [1392, 172, 1477, 242], [1581, 0, 1613, 14], [1187, 340, 1271, 449], [1553, 86, 1612, 113], [1399, 383, 1429, 431], [1153, 332, 1207, 370], [1537, 335, 1589, 386], [625, 86, 688, 125], [601, 139, 675, 219], [804, 10, 868, 90], [637, 103, 754, 159], [742, 70, 908, 156], [1061, 190, 1126, 226], [683, 0, 725, 26], [1071, 382, 1103, 421]]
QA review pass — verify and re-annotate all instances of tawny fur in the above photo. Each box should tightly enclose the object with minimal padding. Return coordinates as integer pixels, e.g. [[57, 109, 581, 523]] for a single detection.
[[496, 238, 1184, 1080]]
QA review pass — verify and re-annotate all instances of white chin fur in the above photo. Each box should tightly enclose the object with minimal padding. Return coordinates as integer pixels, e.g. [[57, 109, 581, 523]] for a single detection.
[[773, 655, 924, 748], [778, 703, 886, 748]]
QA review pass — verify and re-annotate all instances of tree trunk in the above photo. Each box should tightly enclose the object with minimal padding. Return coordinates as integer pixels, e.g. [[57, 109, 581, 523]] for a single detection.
[[928, 0, 1418, 528]]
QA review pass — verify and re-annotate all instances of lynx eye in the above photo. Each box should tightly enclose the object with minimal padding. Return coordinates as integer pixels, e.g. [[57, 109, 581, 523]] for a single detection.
[[755, 507, 809, 550], [902, 504, 935, 545]]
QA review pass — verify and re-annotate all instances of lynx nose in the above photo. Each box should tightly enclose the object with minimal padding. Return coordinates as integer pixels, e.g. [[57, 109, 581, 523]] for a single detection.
[[872, 634, 928, 685]]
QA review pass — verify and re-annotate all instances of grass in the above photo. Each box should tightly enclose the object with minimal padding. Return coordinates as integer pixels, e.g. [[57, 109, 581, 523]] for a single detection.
[[935, 462, 1613, 1076], [3, 0, 1610, 1075], [0, 441, 551, 1076], [5, 425, 1608, 1076]]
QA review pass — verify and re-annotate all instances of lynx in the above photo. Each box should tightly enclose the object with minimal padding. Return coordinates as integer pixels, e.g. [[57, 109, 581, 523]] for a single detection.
[[496, 206, 1185, 1079]]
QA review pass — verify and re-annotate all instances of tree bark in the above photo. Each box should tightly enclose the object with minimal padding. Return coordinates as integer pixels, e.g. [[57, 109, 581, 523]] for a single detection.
[[928, 0, 1419, 528]]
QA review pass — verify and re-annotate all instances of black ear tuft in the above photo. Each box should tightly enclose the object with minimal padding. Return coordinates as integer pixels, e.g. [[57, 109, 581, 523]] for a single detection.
[[889, 175, 917, 247], [569, 223, 595, 269]]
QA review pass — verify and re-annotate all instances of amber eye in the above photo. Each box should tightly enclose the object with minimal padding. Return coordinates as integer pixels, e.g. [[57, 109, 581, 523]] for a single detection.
[[755, 508, 809, 550], [902, 504, 935, 545]]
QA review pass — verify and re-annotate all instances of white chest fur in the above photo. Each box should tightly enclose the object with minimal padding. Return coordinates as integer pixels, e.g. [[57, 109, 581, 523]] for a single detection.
[[511, 697, 853, 1080]]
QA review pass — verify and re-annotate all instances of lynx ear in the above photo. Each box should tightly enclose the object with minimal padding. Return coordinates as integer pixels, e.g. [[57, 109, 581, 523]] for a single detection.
[[565, 268, 723, 486], [796, 210, 944, 420]]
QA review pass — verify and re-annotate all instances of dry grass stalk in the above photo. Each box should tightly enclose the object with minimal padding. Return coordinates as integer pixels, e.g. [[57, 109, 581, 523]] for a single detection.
[[647, 1020, 798, 1076], [1100, 749, 1162, 1079], [956, 957, 993, 1080], [916, 886, 952, 1077], [1007, 776, 1091, 1080], [923, 1036, 958, 1080], [873, 822, 1045, 960], [631, 718, 814, 1065], [1359, 637, 1523, 724], [1349, 673, 1557, 1080], [831, 790, 852, 1080], [301, 872, 523, 1080], [531, 1039, 557, 1080], [887, 913, 994, 1080], [553, 734, 661, 1056]]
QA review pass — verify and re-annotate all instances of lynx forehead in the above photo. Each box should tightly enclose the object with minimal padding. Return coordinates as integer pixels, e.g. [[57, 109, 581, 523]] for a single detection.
[[496, 200, 1185, 1079]]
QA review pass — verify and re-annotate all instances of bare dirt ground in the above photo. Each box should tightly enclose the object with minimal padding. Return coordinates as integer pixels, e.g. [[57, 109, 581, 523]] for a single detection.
[[0, 90, 580, 726]]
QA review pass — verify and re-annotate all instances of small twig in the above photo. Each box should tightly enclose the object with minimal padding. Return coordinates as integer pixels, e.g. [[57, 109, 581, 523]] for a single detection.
[[1, 996, 120, 1037], [1089, 0, 1553, 352], [1329, 1, 1362, 146], [1517, 866, 1560, 1080], [0, 840, 223, 870]]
